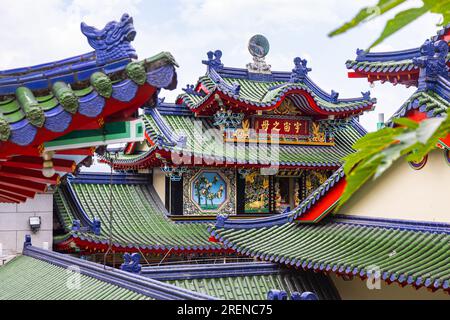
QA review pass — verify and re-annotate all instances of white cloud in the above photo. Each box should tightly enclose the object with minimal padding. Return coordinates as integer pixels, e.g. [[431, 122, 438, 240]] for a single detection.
[[0, 0, 444, 135], [0, 0, 141, 69]]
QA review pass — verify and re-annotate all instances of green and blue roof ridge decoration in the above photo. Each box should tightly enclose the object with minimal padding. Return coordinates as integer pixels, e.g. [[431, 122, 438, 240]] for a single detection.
[[209, 214, 450, 292], [106, 104, 368, 169], [54, 173, 225, 254], [346, 24, 450, 87], [176, 49, 376, 116], [140, 262, 340, 300], [0, 236, 216, 300], [0, 13, 178, 147]]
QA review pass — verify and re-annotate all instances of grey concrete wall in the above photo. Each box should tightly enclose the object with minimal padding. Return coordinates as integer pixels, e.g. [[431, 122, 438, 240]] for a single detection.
[[0, 193, 53, 255]]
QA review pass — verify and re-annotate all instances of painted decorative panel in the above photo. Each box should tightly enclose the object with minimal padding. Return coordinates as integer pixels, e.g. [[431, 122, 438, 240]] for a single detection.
[[183, 168, 236, 215], [191, 171, 227, 211], [244, 172, 270, 213]]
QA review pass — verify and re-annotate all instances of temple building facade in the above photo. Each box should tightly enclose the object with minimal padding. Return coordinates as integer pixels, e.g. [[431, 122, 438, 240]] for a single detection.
[[102, 34, 374, 222], [0, 14, 448, 301]]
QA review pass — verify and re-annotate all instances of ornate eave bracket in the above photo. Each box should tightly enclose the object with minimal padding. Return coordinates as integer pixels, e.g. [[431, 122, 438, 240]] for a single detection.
[[161, 165, 188, 181]]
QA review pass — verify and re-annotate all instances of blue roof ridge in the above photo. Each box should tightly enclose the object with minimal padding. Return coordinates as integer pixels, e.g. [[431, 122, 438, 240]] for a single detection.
[[145, 107, 187, 148], [64, 179, 98, 233], [351, 24, 450, 63], [23, 239, 216, 300], [211, 62, 375, 105], [211, 167, 345, 230], [333, 215, 450, 234], [141, 262, 280, 281]]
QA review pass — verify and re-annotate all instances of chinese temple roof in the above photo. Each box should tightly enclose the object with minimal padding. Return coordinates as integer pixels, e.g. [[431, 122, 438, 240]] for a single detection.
[[0, 238, 216, 300], [209, 215, 450, 292], [0, 256, 151, 300], [54, 173, 226, 255], [142, 262, 340, 300], [176, 51, 376, 118], [102, 105, 367, 170], [1, 238, 338, 300], [387, 80, 449, 125], [0, 14, 178, 203], [346, 24, 450, 87]]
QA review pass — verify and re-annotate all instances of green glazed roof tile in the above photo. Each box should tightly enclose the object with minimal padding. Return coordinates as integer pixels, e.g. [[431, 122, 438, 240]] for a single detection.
[[137, 112, 365, 167], [210, 218, 450, 291], [0, 256, 151, 300], [54, 182, 222, 252], [167, 272, 339, 300]]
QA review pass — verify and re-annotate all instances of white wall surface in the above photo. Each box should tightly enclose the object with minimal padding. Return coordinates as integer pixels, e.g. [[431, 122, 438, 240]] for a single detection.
[[338, 150, 450, 223], [152, 169, 166, 204], [0, 193, 53, 255]]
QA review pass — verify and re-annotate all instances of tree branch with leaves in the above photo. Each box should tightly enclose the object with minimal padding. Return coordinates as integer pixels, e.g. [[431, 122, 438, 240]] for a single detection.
[[337, 107, 450, 209], [329, 0, 449, 50]]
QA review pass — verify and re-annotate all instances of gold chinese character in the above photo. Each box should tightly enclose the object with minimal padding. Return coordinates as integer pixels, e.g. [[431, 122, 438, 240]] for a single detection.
[[294, 121, 302, 134], [261, 120, 269, 131], [284, 122, 291, 133], [272, 121, 280, 131]]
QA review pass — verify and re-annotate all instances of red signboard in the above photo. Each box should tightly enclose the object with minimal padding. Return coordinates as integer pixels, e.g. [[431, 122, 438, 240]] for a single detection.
[[254, 118, 309, 136]]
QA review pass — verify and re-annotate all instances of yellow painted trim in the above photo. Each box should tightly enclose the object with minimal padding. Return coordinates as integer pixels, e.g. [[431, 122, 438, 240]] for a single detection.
[[224, 138, 335, 146]]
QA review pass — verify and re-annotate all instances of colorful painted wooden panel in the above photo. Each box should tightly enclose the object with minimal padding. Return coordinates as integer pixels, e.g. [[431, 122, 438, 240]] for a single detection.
[[244, 172, 270, 213], [191, 171, 228, 212]]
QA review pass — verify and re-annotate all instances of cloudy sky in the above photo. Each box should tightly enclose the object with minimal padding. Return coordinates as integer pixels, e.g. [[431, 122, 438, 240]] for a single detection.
[[0, 0, 443, 131]]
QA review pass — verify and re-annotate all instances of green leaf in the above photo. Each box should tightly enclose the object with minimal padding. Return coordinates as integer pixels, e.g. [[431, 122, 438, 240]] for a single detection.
[[329, 0, 450, 48], [392, 117, 420, 129], [337, 155, 383, 211], [427, 0, 450, 25], [338, 107, 450, 210], [368, 4, 430, 49], [328, 0, 406, 37]]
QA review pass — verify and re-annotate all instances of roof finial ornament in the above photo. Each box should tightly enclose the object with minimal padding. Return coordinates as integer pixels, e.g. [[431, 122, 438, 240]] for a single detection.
[[361, 91, 371, 100], [290, 57, 312, 82], [202, 50, 224, 70], [81, 13, 137, 65], [356, 48, 367, 60], [247, 35, 272, 74], [182, 84, 203, 96], [413, 39, 449, 90], [330, 90, 339, 103], [216, 214, 229, 228]]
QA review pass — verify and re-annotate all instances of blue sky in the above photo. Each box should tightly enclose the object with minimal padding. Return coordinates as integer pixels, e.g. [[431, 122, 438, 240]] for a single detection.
[[0, 0, 443, 129]]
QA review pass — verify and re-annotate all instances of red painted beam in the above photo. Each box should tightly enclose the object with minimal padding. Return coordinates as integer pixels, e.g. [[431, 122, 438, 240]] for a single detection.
[[59, 237, 230, 256], [0, 84, 157, 158], [181, 88, 373, 118], [296, 178, 347, 223], [0, 189, 27, 203], [0, 196, 17, 203], [3, 156, 76, 173], [0, 166, 59, 185], [54, 148, 95, 156], [407, 110, 428, 123], [347, 71, 366, 78], [439, 133, 450, 148], [0, 184, 35, 198], [0, 176, 47, 193]]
